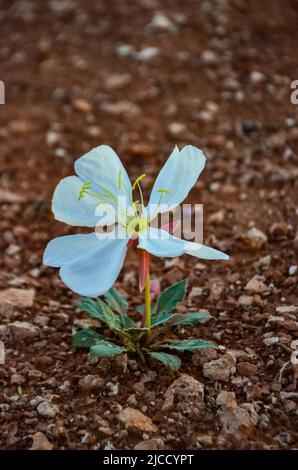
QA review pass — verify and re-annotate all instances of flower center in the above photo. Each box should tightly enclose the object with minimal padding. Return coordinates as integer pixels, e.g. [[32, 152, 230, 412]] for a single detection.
[[126, 215, 148, 237]]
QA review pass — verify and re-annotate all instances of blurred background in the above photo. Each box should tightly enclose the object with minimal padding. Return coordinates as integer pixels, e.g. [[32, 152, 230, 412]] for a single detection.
[[0, 0, 297, 450]]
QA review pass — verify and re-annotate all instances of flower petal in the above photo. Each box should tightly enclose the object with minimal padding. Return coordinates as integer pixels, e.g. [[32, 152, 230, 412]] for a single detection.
[[138, 228, 229, 260], [74, 145, 132, 215], [44, 231, 129, 297], [147, 145, 206, 218], [52, 176, 116, 227]]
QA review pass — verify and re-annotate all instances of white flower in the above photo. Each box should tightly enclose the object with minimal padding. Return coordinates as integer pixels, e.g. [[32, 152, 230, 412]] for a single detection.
[[43, 145, 228, 296]]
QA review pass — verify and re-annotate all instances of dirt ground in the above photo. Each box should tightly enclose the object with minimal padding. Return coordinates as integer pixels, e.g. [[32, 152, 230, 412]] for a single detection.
[[0, 0, 297, 450]]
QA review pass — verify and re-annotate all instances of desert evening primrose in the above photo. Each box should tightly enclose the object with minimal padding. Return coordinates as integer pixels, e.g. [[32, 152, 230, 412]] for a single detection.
[[44, 144, 228, 334]]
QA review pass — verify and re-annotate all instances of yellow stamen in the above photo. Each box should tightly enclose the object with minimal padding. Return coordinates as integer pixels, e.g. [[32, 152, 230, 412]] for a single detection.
[[132, 174, 146, 190]]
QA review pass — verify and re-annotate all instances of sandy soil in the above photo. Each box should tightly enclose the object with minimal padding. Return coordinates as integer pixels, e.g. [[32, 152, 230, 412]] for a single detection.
[[0, 0, 297, 450]]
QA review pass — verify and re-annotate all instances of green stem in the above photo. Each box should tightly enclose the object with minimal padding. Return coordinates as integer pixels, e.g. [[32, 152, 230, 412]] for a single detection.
[[145, 271, 151, 332]]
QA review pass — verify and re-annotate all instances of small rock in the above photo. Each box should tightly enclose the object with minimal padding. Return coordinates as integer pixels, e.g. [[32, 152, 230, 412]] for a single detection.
[[101, 100, 140, 117], [54, 148, 66, 158], [86, 126, 102, 138], [250, 71, 265, 84], [165, 266, 184, 284], [129, 143, 156, 158], [94, 416, 114, 436], [31, 432, 53, 450], [118, 407, 158, 433], [216, 391, 237, 407], [239, 295, 253, 307], [162, 374, 204, 411], [256, 255, 271, 268], [242, 227, 267, 251], [208, 277, 225, 300], [0, 341, 5, 364], [201, 49, 218, 64], [289, 265, 297, 275], [196, 434, 213, 447], [72, 98, 92, 113], [276, 305, 298, 314], [0, 189, 25, 204], [37, 401, 59, 418], [245, 276, 268, 294], [78, 375, 104, 392], [263, 336, 279, 346], [46, 131, 60, 146], [134, 438, 164, 450], [11, 373, 25, 385], [6, 244, 21, 256], [167, 122, 186, 137], [266, 315, 284, 326], [208, 210, 225, 225], [220, 403, 258, 442], [105, 381, 119, 396], [150, 12, 176, 33], [135, 47, 159, 61], [9, 119, 31, 134], [237, 362, 257, 377], [203, 354, 235, 382], [127, 394, 138, 406], [9, 321, 40, 340], [192, 348, 217, 366], [189, 286, 204, 300], [34, 315, 49, 327], [0, 288, 35, 308], [103, 73, 131, 90], [269, 222, 293, 241], [116, 44, 134, 57]]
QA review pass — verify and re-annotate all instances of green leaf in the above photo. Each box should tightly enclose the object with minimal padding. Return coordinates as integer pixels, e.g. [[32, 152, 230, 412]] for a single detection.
[[90, 340, 126, 357], [149, 352, 181, 370], [173, 310, 211, 326], [151, 313, 176, 327], [155, 279, 187, 315], [72, 329, 102, 348], [136, 304, 145, 314], [162, 339, 217, 352], [78, 297, 122, 330], [78, 298, 105, 321], [97, 299, 122, 330], [79, 297, 122, 331], [119, 314, 136, 329], [104, 287, 128, 314], [122, 327, 148, 342], [136, 303, 156, 315]]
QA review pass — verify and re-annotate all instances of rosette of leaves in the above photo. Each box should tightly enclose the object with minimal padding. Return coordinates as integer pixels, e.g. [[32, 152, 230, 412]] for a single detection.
[[73, 279, 216, 371]]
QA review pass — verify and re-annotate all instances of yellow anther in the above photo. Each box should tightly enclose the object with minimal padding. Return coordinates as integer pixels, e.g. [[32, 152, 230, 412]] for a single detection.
[[132, 174, 146, 191]]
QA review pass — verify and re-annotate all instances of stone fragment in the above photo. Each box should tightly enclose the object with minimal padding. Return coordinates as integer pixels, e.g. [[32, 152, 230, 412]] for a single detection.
[[237, 362, 257, 377], [216, 391, 237, 407], [134, 438, 164, 450], [0, 189, 25, 204], [0, 341, 5, 365], [220, 403, 258, 442], [72, 98, 92, 113], [118, 408, 158, 433], [9, 321, 40, 340], [242, 228, 267, 250], [78, 375, 104, 391], [239, 295, 253, 307], [31, 432, 53, 450], [162, 374, 204, 411], [276, 305, 298, 314], [37, 401, 59, 418], [245, 276, 268, 294], [203, 354, 235, 381], [0, 288, 35, 308]]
